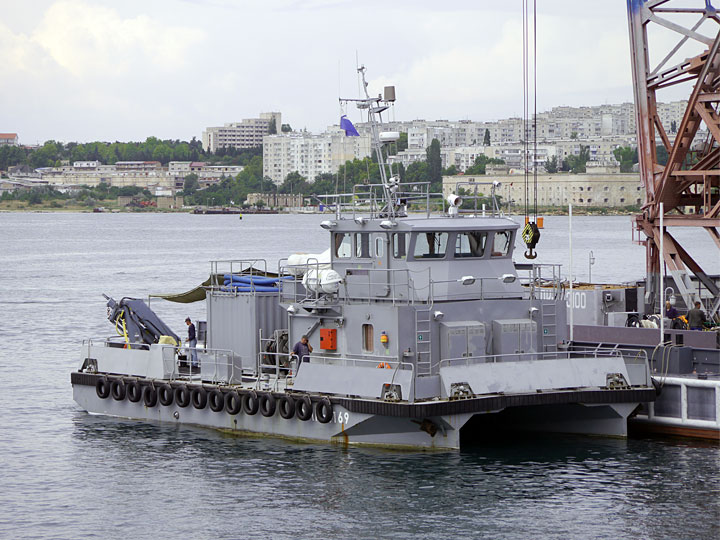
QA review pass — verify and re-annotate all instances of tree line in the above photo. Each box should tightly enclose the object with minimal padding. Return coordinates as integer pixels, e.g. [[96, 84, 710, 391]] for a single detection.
[[3, 135, 509, 208], [0, 137, 263, 171]]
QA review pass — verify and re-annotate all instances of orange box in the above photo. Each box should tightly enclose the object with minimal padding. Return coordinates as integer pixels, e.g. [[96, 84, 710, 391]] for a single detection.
[[524, 216, 544, 228], [319, 328, 337, 350]]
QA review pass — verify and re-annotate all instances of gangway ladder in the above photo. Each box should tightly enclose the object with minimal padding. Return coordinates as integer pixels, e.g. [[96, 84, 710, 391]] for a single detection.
[[415, 305, 433, 375], [540, 300, 558, 353]]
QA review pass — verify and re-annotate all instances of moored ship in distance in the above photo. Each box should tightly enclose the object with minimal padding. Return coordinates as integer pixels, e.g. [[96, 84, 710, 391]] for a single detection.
[[71, 68, 657, 449]]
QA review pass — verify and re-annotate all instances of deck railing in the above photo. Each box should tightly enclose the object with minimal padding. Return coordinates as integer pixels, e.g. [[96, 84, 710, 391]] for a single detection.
[[439, 347, 650, 387], [83, 337, 247, 384]]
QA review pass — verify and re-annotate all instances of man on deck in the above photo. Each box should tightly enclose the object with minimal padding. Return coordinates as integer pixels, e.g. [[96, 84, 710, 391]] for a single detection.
[[687, 301, 707, 331], [292, 335, 313, 365], [185, 317, 198, 367]]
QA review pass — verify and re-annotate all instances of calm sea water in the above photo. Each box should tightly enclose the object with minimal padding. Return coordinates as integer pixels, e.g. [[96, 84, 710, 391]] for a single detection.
[[0, 212, 718, 540]]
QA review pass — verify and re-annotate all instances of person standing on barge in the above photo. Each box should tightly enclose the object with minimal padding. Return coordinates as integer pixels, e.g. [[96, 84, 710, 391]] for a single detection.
[[292, 335, 313, 365], [185, 317, 198, 367], [687, 301, 707, 331]]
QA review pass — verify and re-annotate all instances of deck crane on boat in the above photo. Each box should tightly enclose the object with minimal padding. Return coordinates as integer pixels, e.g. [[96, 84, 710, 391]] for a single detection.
[[627, 0, 720, 319]]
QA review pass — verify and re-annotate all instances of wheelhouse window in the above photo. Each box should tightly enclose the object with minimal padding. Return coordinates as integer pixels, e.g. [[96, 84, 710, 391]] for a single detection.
[[413, 232, 449, 259], [392, 233, 408, 259], [334, 233, 352, 258], [455, 231, 487, 258], [355, 233, 370, 258], [491, 230, 513, 257]]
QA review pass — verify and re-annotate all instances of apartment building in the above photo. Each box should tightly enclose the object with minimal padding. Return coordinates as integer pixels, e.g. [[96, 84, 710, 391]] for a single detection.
[[388, 134, 635, 173], [202, 112, 282, 153], [0, 133, 19, 146], [168, 161, 244, 186], [356, 100, 688, 149], [262, 128, 372, 184]]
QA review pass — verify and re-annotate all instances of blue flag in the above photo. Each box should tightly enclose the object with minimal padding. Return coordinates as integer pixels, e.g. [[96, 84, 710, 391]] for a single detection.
[[340, 115, 360, 136]]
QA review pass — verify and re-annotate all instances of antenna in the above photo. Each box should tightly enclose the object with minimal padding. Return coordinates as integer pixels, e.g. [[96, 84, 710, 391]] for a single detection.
[[340, 66, 398, 219]]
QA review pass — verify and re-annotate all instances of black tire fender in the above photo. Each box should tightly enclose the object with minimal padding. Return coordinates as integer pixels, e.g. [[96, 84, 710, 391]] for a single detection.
[[174, 385, 191, 408], [225, 391, 242, 415], [242, 391, 259, 415], [209, 389, 225, 412], [126, 380, 142, 403], [259, 393, 276, 417], [143, 385, 158, 407], [96, 377, 111, 399], [191, 386, 208, 409], [296, 395, 313, 421], [158, 384, 174, 406], [111, 379, 126, 401], [278, 395, 296, 420], [315, 397, 333, 424]]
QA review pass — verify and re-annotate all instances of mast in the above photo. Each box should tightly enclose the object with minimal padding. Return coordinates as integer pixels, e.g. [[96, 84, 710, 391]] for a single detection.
[[340, 66, 398, 219]]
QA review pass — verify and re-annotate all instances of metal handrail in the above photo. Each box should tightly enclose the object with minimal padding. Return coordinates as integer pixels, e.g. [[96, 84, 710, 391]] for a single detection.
[[278, 258, 329, 303], [439, 347, 648, 367], [84, 337, 245, 384], [208, 259, 269, 289], [515, 263, 564, 301], [308, 354, 407, 369], [342, 267, 431, 305]]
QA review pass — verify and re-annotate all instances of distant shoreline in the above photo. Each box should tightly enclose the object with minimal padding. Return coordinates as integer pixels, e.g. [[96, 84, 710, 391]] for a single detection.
[[0, 205, 639, 216]]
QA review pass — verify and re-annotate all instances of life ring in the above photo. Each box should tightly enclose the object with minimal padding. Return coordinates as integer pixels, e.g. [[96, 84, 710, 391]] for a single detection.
[[259, 393, 276, 417], [225, 391, 242, 415], [209, 389, 225, 412], [111, 379, 126, 401], [96, 377, 111, 399], [296, 395, 313, 421], [191, 387, 208, 409], [278, 395, 296, 419], [377, 362, 392, 369], [126, 380, 142, 403], [158, 384, 174, 406], [143, 385, 158, 407], [315, 397, 333, 424], [242, 391, 259, 415], [174, 385, 191, 408]]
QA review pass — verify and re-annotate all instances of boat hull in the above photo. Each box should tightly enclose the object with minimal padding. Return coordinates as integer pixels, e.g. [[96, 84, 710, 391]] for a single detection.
[[72, 372, 654, 450]]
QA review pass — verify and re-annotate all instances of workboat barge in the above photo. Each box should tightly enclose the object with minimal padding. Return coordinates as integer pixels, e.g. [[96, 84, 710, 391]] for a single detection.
[[71, 70, 656, 449]]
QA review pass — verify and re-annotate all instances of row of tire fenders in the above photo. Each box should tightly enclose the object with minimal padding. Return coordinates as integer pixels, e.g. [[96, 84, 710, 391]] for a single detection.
[[94, 377, 334, 423]]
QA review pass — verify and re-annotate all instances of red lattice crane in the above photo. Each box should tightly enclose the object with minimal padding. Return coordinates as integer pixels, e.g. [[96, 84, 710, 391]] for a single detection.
[[628, 0, 720, 317]]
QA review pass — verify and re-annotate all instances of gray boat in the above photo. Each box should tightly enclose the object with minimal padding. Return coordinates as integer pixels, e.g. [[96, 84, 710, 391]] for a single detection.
[[71, 68, 656, 449]]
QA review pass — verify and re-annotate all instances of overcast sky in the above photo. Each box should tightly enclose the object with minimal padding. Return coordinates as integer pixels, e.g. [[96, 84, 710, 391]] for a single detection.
[[0, 0, 699, 144]]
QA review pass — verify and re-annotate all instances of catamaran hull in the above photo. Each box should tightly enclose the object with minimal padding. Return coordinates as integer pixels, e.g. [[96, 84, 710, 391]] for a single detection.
[[72, 373, 653, 450]]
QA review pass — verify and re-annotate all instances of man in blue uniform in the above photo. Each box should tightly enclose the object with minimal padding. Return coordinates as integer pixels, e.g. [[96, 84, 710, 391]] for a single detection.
[[185, 317, 198, 367], [292, 335, 313, 365]]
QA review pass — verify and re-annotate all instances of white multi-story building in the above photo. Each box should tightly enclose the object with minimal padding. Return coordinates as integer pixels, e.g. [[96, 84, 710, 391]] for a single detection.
[[202, 112, 282, 153], [356, 100, 688, 148], [0, 133, 19, 146], [168, 161, 244, 186], [262, 128, 372, 184], [36, 160, 244, 192], [389, 135, 636, 173]]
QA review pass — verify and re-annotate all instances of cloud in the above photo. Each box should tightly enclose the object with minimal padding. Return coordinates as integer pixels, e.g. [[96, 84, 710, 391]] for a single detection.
[[0, 0, 207, 142], [31, 0, 203, 77], [370, 15, 636, 122]]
